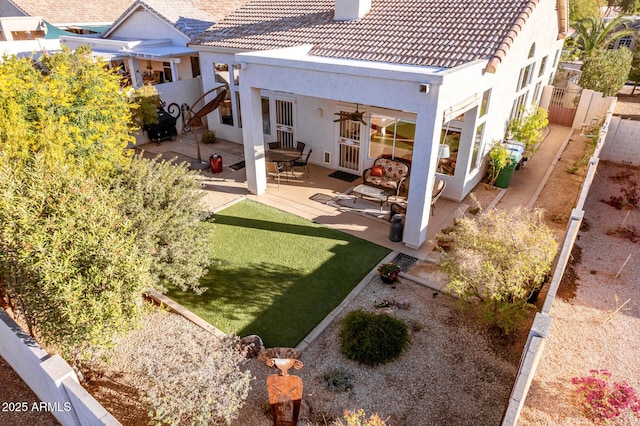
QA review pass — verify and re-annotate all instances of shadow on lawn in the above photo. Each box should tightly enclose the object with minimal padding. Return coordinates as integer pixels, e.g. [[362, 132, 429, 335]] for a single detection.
[[211, 214, 356, 241], [169, 211, 389, 347]]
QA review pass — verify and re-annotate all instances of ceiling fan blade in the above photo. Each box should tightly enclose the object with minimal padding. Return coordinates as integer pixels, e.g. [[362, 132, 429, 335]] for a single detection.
[[361, 119, 368, 126]]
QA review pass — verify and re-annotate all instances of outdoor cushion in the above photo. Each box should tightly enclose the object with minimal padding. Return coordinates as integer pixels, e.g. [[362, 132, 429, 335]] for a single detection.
[[371, 165, 384, 177], [363, 157, 410, 196]]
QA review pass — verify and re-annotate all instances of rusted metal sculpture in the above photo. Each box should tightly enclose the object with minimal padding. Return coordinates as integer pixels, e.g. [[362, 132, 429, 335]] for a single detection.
[[262, 348, 304, 426]]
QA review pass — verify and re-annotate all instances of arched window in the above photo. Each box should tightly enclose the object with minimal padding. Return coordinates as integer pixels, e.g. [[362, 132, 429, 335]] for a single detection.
[[528, 43, 535, 58]]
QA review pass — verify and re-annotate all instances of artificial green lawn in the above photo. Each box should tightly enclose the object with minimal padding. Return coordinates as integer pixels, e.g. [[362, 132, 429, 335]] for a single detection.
[[167, 200, 390, 347]]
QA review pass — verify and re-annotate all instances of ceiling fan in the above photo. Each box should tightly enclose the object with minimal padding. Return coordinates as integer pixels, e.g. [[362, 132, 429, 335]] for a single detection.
[[334, 104, 368, 125]]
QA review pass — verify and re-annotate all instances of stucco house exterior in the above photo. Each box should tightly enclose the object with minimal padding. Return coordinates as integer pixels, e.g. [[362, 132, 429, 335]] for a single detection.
[[61, 0, 246, 133], [190, 0, 568, 249]]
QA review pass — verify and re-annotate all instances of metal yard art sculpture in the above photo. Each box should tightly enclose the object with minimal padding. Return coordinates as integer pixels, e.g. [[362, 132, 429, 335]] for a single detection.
[[261, 347, 304, 426]]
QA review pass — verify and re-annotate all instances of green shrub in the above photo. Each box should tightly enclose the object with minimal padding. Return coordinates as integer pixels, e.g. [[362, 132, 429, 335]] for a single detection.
[[438, 207, 558, 335], [201, 130, 217, 144], [487, 143, 513, 187], [339, 309, 409, 365]]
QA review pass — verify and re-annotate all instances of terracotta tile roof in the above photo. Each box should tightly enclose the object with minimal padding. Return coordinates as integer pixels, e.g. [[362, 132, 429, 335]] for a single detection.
[[192, 0, 561, 69], [107, 0, 247, 39], [7, 0, 133, 24]]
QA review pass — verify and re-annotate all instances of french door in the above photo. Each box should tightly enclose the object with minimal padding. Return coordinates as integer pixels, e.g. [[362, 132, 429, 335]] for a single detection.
[[337, 114, 361, 173], [275, 99, 295, 148]]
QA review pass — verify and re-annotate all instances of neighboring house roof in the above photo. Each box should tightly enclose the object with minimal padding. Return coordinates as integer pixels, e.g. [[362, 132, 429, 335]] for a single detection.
[[104, 0, 248, 39], [5, 0, 132, 25], [192, 0, 568, 70]]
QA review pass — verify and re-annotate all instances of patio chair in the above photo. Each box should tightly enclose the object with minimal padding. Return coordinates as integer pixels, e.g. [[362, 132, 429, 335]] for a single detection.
[[388, 203, 406, 222], [268, 142, 281, 150], [295, 141, 306, 153], [292, 149, 312, 176], [266, 161, 284, 187], [431, 179, 446, 216]]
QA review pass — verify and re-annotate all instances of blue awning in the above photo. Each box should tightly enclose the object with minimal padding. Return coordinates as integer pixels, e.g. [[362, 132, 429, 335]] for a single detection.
[[44, 21, 76, 39]]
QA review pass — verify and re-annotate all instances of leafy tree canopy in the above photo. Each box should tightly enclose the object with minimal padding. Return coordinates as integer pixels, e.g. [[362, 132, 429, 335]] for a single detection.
[[0, 46, 134, 179], [112, 155, 214, 295], [570, 0, 604, 22], [438, 208, 558, 334], [0, 159, 151, 363], [572, 16, 635, 58], [579, 47, 633, 96]]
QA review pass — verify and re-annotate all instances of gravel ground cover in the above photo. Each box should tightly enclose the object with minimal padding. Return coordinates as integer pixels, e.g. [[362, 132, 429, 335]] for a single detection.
[[233, 274, 522, 426], [520, 161, 640, 425]]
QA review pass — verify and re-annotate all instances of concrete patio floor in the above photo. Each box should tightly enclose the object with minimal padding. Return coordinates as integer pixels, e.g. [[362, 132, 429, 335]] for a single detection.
[[133, 123, 573, 265]]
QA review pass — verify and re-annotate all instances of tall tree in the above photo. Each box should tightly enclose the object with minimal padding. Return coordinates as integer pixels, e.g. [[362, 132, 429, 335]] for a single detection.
[[579, 47, 633, 95], [0, 160, 151, 370], [0, 46, 134, 180], [0, 49, 213, 373], [438, 208, 558, 335], [627, 41, 640, 93], [570, 0, 604, 22], [572, 16, 636, 58]]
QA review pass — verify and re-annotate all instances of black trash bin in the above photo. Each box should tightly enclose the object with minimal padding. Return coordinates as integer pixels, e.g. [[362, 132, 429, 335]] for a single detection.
[[389, 214, 404, 242]]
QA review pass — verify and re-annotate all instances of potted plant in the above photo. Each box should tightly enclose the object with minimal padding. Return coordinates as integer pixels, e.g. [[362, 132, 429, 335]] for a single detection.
[[201, 130, 217, 144], [487, 143, 513, 188], [377, 263, 401, 284]]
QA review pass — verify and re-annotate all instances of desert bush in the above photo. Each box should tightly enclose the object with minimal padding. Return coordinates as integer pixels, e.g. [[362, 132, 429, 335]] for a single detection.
[[605, 225, 640, 243], [601, 180, 639, 210], [339, 309, 409, 365], [130, 84, 161, 128], [136, 323, 251, 425], [437, 207, 558, 334], [0, 160, 151, 372], [487, 143, 513, 187], [323, 367, 354, 392], [572, 369, 640, 423], [112, 155, 213, 294]]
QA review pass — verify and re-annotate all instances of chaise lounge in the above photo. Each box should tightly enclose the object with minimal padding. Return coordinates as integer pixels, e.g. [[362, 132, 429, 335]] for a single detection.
[[362, 157, 410, 197]]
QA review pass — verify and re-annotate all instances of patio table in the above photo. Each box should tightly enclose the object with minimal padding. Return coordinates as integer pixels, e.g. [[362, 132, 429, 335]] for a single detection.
[[266, 148, 302, 176], [352, 184, 391, 210]]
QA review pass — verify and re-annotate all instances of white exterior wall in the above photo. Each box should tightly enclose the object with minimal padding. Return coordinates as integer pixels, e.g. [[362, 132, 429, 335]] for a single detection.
[[154, 76, 204, 134], [199, 51, 244, 142], [450, 0, 564, 199], [109, 11, 188, 46], [0, 310, 120, 425], [195, 0, 566, 247]]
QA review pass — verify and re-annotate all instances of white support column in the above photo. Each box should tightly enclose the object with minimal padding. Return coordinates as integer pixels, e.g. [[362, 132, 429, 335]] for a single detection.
[[128, 58, 142, 88], [403, 104, 442, 249], [170, 59, 180, 82], [456, 106, 478, 182], [240, 84, 267, 194]]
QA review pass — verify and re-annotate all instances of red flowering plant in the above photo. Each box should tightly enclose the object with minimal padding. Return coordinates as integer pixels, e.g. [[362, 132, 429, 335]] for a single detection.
[[572, 369, 640, 424]]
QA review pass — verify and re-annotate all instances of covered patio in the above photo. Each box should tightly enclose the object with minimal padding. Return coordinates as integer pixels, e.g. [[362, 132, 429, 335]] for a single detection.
[[132, 129, 469, 260]]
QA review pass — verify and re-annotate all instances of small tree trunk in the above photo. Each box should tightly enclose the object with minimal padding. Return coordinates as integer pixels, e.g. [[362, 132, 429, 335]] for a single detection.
[[0, 276, 16, 319]]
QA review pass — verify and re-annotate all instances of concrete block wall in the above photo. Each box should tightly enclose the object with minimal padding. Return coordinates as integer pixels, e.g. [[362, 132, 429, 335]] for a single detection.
[[0, 310, 121, 426], [601, 116, 640, 166]]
